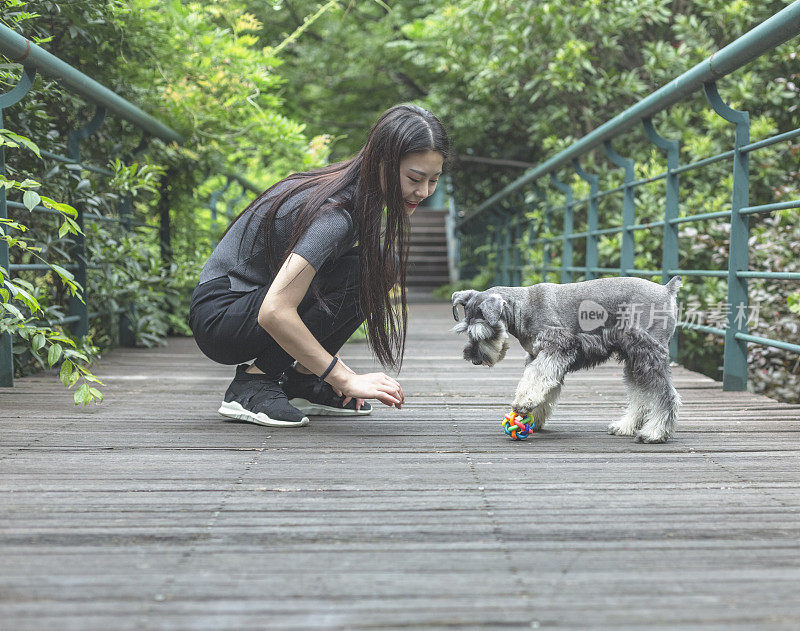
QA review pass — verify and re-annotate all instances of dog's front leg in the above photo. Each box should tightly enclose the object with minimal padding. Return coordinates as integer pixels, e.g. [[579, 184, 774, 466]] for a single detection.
[[512, 350, 570, 430]]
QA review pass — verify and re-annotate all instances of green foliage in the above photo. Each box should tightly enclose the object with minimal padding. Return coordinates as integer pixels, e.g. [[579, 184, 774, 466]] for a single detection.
[[1, 132, 103, 403], [1, 0, 338, 400], [2, 0, 797, 404]]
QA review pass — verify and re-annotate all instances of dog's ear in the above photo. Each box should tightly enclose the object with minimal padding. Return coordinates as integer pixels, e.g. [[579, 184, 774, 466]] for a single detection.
[[480, 293, 506, 327], [451, 289, 478, 321]]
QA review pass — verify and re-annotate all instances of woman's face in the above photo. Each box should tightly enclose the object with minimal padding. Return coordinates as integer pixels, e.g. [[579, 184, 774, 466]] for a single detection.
[[398, 150, 444, 215]]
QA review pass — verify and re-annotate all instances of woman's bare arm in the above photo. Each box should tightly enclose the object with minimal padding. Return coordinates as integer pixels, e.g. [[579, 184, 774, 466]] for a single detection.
[[257, 253, 404, 407]]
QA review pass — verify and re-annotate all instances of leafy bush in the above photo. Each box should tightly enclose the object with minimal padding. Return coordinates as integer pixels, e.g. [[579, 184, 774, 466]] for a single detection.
[[1, 0, 333, 401]]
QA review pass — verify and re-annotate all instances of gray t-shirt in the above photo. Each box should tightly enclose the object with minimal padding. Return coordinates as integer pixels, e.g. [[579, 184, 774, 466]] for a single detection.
[[198, 181, 358, 292]]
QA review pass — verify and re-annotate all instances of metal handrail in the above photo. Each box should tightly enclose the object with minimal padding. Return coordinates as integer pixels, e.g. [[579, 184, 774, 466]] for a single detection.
[[461, 1, 800, 225], [456, 2, 800, 392], [0, 23, 183, 144], [0, 25, 258, 387]]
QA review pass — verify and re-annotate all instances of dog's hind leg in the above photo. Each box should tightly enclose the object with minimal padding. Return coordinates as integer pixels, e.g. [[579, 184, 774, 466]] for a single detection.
[[608, 362, 648, 437], [512, 329, 577, 429], [620, 329, 681, 443]]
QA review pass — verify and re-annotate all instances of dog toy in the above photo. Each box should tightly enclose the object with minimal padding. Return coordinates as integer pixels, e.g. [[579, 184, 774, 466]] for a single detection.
[[502, 411, 536, 440]]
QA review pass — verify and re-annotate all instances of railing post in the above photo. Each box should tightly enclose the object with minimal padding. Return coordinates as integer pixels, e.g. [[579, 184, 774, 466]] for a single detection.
[[502, 209, 512, 286], [66, 106, 106, 339], [445, 174, 460, 283], [0, 66, 36, 387], [602, 141, 635, 276], [0, 107, 10, 387], [491, 210, 502, 286], [117, 193, 136, 347], [703, 82, 751, 391], [550, 174, 574, 284], [642, 117, 680, 362], [159, 167, 175, 270], [572, 159, 599, 279], [512, 212, 521, 286], [530, 184, 550, 283]]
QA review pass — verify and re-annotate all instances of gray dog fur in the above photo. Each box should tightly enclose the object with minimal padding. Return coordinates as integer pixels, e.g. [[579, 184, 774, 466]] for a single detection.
[[451, 276, 682, 443]]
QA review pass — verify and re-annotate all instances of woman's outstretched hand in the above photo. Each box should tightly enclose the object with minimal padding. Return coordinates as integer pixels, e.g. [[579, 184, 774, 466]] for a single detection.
[[332, 367, 405, 409], [333, 357, 366, 411]]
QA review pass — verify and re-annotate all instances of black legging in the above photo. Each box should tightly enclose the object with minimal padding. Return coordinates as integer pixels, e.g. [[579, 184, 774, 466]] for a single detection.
[[189, 247, 363, 380]]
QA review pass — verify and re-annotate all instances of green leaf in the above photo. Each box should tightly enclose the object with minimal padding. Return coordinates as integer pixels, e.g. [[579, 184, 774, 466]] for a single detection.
[[22, 190, 41, 211], [40, 196, 78, 218], [64, 216, 82, 235], [81, 372, 104, 385], [88, 387, 103, 403], [48, 343, 63, 366], [64, 349, 90, 362], [74, 383, 91, 406], [0, 129, 41, 158], [50, 264, 75, 283], [2, 302, 24, 319], [32, 333, 45, 352], [60, 359, 74, 387]]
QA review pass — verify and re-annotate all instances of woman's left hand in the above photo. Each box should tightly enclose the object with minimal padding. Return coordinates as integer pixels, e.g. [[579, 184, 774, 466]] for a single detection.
[[333, 356, 366, 411]]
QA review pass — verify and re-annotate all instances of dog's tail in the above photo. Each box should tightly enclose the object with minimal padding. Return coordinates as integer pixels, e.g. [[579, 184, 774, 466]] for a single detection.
[[666, 276, 682, 295]]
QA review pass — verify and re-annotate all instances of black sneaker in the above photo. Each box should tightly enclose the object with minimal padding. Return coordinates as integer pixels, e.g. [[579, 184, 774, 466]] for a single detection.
[[218, 365, 310, 427], [281, 365, 373, 416]]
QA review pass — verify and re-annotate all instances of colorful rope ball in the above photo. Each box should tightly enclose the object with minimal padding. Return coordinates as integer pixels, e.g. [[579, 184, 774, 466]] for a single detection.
[[502, 411, 536, 440]]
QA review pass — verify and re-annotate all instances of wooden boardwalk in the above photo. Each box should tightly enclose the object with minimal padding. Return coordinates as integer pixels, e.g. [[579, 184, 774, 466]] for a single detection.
[[2, 300, 800, 630]]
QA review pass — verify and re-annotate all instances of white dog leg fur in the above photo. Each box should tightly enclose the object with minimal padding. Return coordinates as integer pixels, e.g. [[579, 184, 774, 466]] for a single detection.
[[512, 353, 567, 429], [608, 381, 648, 436], [635, 383, 681, 444]]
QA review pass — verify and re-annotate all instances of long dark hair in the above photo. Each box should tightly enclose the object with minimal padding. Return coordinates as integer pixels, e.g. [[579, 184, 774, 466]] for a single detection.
[[224, 104, 450, 370]]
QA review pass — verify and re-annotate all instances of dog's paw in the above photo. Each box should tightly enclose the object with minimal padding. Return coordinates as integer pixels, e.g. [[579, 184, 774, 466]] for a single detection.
[[633, 430, 670, 444], [608, 417, 637, 436], [512, 402, 550, 430], [511, 398, 535, 416]]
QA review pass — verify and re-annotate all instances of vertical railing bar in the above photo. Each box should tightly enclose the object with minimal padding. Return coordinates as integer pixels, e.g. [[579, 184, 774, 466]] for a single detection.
[[445, 174, 460, 283], [703, 81, 751, 391], [0, 66, 37, 387], [642, 117, 681, 362], [66, 106, 106, 340], [493, 210, 502, 286], [572, 159, 599, 280], [117, 193, 135, 347], [530, 185, 548, 283], [0, 106, 12, 387], [511, 210, 522, 286], [550, 173, 574, 284], [602, 141, 636, 276], [502, 209, 512, 286]]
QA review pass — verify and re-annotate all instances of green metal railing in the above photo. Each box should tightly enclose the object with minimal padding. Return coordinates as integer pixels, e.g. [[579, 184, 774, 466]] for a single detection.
[[457, 2, 800, 391], [0, 24, 259, 387]]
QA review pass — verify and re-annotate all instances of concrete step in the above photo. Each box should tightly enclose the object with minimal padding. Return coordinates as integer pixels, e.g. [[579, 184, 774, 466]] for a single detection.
[[409, 247, 448, 257], [410, 237, 447, 245], [410, 216, 446, 229]]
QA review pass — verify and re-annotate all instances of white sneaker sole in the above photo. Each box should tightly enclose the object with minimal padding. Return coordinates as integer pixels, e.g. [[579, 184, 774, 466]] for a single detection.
[[289, 398, 373, 416], [218, 401, 309, 427]]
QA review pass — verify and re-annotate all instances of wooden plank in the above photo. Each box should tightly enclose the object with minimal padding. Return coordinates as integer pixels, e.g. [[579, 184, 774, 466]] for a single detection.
[[2, 301, 800, 629]]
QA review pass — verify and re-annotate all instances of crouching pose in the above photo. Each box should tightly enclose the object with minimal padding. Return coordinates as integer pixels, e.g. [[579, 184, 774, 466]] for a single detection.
[[451, 277, 682, 443], [189, 104, 449, 427]]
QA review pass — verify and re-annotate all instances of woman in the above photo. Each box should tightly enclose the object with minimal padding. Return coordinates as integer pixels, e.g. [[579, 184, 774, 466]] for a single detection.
[[188, 104, 449, 427]]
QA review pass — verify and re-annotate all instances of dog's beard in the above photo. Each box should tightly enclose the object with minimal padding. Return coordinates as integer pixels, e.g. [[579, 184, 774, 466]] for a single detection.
[[476, 334, 509, 366], [457, 323, 509, 366]]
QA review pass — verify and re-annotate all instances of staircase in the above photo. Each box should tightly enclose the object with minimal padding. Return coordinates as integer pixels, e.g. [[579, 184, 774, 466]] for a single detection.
[[406, 208, 450, 298]]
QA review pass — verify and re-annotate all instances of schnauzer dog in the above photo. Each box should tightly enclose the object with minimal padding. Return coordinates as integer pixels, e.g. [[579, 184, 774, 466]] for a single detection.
[[451, 277, 682, 443]]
